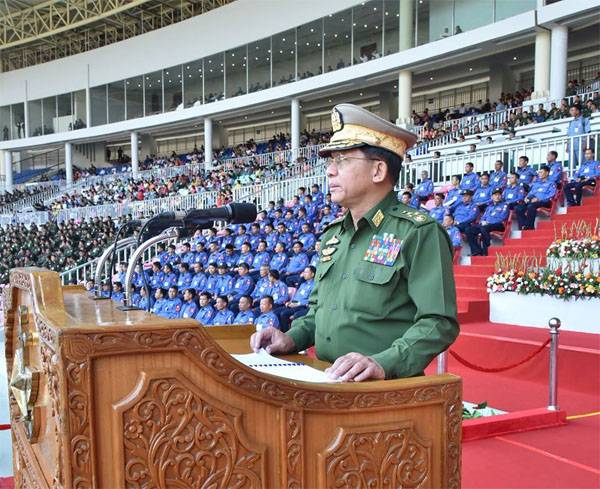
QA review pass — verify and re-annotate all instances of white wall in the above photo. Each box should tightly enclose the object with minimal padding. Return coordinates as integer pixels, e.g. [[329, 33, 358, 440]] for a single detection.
[[0, 0, 363, 105]]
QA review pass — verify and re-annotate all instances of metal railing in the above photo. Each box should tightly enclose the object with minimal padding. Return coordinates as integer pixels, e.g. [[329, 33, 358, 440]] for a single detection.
[[401, 132, 600, 188]]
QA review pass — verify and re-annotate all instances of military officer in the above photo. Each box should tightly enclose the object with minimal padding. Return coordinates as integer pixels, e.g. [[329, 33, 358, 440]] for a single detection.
[[466, 188, 509, 256], [251, 103, 458, 381]]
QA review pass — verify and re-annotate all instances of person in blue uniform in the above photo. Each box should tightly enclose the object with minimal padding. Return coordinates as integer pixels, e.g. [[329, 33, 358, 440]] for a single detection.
[[298, 223, 316, 251], [156, 243, 169, 266], [204, 263, 220, 297], [443, 175, 462, 211], [134, 286, 152, 311], [215, 264, 234, 296], [442, 215, 462, 248], [466, 188, 509, 256], [564, 148, 599, 206], [415, 170, 434, 202], [266, 201, 278, 220], [317, 205, 336, 232], [489, 160, 507, 188], [196, 292, 215, 325], [263, 223, 278, 251], [282, 241, 309, 287], [276, 266, 315, 332], [515, 155, 537, 187], [165, 244, 180, 266], [179, 242, 195, 265], [503, 172, 527, 209], [276, 223, 293, 248], [514, 165, 557, 230], [205, 227, 221, 247], [219, 228, 234, 249], [248, 224, 263, 250], [295, 207, 312, 235], [250, 241, 271, 274], [460, 162, 479, 192], [546, 151, 563, 187], [429, 193, 446, 223], [234, 225, 248, 249], [472, 173, 492, 211], [176, 262, 193, 290], [229, 263, 255, 308], [567, 104, 591, 165], [111, 281, 125, 303], [131, 263, 146, 289], [251, 265, 272, 306], [267, 270, 289, 310], [192, 242, 208, 267], [161, 263, 178, 289], [211, 296, 235, 325], [269, 242, 289, 272], [222, 244, 239, 269], [303, 194, 318, 221], [190, 263, 208, 292], [452, 189, 479, 233], [233, 295, 255, 324], [149, 262, 165, 290], [324, 192, 339, 215], [255, 296, 280, 331], [309, 241, 320, 268], [236, 242, 254, 268], [151, 288, 168, 316], [117, 262, 127, 286], [207, 242, 223, 267], [178, 288, 199, 319], [162, 286, 183, 319], [311, 183, 324, 204]]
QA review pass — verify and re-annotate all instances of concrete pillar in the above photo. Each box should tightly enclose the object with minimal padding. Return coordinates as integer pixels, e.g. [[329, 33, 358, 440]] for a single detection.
[[399, 0, 414, 52], [140, 134, 157, 159], [65, 142, 73, 186], [550, 24, 568, 101], [379, 91, 397, 123], [397, 70, 412, 128], [130, 132, 139, 177], [24, 82, 30, 138], [204, 118, 213, 169], [532, 29, 551, 100], [291, 98, 301, 160], [4, 150, 13, 193]]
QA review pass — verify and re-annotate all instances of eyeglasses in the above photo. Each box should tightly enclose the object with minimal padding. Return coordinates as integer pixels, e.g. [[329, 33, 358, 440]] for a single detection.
[[326, 155, 380, 168]]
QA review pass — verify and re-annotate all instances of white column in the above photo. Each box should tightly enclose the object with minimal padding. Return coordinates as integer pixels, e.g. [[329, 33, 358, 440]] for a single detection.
[[204, 118, 213, 169], [399, 0, 414, 52], [130, 132, 139, 177], [291, 98, 300, 160], [397, 70, 412, 128], [550, 24, 568, 102], [532, 29, 551, 100], [65, 142, 73, 186], [4, 150, 13, 193]]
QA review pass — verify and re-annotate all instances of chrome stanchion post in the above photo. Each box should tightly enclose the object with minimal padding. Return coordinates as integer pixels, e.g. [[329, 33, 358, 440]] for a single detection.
[[437, 350, 448, 375], [548, 317, 561, 411]]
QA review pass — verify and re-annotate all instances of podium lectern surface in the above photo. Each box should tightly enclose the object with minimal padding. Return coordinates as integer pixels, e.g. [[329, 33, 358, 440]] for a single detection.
[[4, 268, 462, 489]]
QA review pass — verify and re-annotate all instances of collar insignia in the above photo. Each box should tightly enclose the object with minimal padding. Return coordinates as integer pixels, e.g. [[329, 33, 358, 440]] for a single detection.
[[321, 247, 337, 257], [372, 209, 385, 228], [325, 235, 340, 246]]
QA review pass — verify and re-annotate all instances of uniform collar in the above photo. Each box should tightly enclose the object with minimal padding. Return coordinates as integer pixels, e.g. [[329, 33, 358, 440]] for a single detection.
[[342, 190, 398, 233]]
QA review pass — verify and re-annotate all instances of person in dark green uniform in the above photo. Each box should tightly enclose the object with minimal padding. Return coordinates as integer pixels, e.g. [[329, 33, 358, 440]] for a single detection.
[[251, 103, 459, 381]]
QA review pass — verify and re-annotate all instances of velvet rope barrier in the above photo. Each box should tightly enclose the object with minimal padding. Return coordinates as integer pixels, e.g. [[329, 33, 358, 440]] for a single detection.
[[448, 338, 551, 373]]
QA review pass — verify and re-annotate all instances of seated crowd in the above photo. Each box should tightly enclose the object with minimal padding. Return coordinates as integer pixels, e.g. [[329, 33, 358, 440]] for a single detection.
[[401, 147, 599, 256], [99, 184, 338, 332]]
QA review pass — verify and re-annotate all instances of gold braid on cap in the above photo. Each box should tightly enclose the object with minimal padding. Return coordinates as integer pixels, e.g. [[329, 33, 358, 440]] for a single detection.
[[328, 124, 409, 157]]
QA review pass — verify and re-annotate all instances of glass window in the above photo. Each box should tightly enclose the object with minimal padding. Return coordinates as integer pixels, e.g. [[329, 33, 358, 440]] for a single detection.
[[184, 60, 203, 107], [204, 53, 224, 103], [11, 103, 25, 139], [226, 46, 247, 99], [28, 99, 43, 137], [73, 89, 87, 129], [417, 0, 453, 46], [353, 1, 383, 64], [56, 93, 73, 132], [90, 85, 107, 126], [125, 76, 143, 120], [0, 106, 10, 141], [42, 97, 56, 135], [297, 20, 323, 80], [324, 9, 352, 73], [107, 81, 125, 123], [495, 0, 536, 21], [384, 0, 401, 55], [454, 0, 493, 33], [248, 39, 271, 93], [164, 65, 183, 111], [272, 29, 296, 86], [144, 70, 163, 115]]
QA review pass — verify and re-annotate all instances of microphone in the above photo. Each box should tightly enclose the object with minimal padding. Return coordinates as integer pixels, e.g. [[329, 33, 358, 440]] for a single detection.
[[143, 211, 187, 237], [185, 203, 257, 224]]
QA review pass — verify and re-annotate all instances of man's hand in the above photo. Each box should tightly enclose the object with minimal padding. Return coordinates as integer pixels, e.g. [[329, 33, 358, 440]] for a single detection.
[[250, 327, 296, 354], [325, 352, 385, 382]]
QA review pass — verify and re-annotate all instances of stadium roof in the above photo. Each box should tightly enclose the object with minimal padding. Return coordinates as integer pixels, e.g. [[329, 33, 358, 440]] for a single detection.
[[0, 0, 234, 72]]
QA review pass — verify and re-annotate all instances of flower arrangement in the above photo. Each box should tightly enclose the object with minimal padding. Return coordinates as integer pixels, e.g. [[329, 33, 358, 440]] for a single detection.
[[546, 237, 599, 260]]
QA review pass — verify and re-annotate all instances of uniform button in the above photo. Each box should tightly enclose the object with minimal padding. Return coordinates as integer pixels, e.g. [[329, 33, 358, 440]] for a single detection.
[[341, 272, 348, 280], [350, 244, 356, 249], [326, 336, 331, 342], [331, 304, 337, 310], [368, 272, 375, 280]]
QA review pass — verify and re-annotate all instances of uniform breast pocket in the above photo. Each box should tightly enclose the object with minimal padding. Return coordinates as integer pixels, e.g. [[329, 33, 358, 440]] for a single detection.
[[347, 264, 399, 317]]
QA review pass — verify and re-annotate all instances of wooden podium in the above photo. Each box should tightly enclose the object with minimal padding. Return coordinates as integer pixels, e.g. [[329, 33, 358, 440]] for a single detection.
[[4, 268, 462, 489]]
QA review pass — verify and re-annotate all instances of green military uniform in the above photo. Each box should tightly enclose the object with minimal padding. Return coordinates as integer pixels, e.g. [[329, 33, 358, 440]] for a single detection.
[[286, 103, 459, 378]]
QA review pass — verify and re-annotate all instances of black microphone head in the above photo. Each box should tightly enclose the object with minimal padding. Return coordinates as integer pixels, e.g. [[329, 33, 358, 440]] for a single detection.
[[228, 203, 257, 224]]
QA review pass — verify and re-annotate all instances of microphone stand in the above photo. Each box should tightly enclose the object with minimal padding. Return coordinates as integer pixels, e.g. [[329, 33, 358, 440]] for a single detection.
[[91, 236, 137, 300]]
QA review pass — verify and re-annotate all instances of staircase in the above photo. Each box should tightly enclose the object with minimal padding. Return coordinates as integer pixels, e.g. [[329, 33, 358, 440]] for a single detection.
[[454, 191, 600, 323]]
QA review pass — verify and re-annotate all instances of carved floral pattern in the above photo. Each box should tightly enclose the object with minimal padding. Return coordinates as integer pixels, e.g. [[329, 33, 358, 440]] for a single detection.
[[322, 425, 431, 489], [284, 410, 303, 489], [122, 377, 263, 489]]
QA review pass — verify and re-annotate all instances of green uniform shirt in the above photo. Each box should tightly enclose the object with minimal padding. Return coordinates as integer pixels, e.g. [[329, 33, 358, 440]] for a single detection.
[[287, 190, 459, 378]]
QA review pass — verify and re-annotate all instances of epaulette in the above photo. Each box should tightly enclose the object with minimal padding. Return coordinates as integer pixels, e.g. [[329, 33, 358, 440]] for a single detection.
[[322, 214, 346, 233], [388, 205, 434, 227]]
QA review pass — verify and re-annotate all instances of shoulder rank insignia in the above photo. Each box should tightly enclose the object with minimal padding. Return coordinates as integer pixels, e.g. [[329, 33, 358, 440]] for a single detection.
[[372, 209, 385, 228], [325, 235, 340, 246], [321, 247, 336, 257], [363, 233, 401, 266]]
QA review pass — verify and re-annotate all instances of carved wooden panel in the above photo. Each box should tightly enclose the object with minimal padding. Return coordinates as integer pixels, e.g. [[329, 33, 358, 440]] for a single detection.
[[281, 409, 304, 488], [114, 370, 266, 489], [318, 422, 432, 489]]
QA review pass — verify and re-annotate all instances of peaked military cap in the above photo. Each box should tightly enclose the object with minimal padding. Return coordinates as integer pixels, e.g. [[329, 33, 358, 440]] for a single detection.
[[460, 189, 474, 196], [492, 187, 503, 195], [318, 103, 417, 159]]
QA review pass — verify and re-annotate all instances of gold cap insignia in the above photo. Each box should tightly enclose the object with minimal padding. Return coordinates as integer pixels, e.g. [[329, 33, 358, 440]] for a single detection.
[[372, 209, 385, 228], [325, 236, 340, 246], [331, 108, 344, 133], [321, 247, 337, 257]]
